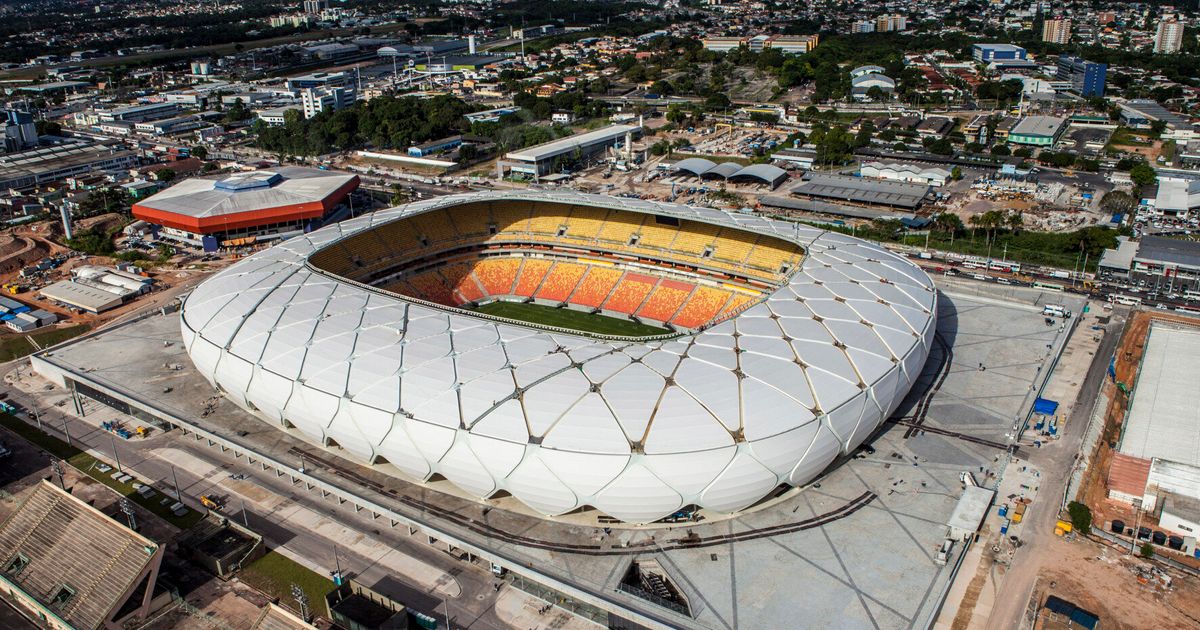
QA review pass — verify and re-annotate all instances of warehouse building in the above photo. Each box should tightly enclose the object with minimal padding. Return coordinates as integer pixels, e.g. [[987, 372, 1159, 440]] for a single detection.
[[0, 142, 138, 190], [1120, 100, 1196, 141], [40, 265, 153, 313], [791, 173, 932, 210], [1150, 176, 1200, 218], [972, 43, 1027, 62], [500, 124, 641, 177], [132, 167, 360, 249], [859, 161, 951, 187]]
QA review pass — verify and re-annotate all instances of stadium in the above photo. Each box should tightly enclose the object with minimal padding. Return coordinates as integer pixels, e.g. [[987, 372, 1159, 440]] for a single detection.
[[180, 191, 936, 524]]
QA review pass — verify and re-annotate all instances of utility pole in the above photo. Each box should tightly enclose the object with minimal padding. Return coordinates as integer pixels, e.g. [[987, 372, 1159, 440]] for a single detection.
[[111, 434, 122, 472], [61, 416, 71, 446], [171, 465, 183, 502]]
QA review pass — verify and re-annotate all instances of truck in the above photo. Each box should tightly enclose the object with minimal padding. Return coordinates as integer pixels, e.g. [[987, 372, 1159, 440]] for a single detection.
[[1042, 304, 1071, 318], [1011, 501, 1027, 523]]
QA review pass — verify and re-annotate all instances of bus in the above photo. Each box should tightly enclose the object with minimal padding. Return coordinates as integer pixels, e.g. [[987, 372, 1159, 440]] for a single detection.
[[988, 261, 1021, 274], [1032, 281, 1065, 292], [1113, 295, 1142, 306]]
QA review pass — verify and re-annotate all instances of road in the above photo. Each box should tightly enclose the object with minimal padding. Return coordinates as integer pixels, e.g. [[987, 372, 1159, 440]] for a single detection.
[[1, 371, 510, 630], [983, 306, 1126, 630]]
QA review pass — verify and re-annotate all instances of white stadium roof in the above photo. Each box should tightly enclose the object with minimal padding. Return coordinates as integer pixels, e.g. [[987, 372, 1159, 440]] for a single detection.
[[181, 191, 936, 523]]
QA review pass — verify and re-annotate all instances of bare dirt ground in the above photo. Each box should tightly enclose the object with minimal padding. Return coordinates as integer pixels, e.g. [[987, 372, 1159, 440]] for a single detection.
[[1030, 534, 1200, 630]]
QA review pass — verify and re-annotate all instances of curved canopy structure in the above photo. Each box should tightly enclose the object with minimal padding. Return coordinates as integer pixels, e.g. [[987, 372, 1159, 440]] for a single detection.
[[702, 162, 741, 180], [181, 191, 936, 523], [729, 163, 787, 187], [672, 157, 717, 177]]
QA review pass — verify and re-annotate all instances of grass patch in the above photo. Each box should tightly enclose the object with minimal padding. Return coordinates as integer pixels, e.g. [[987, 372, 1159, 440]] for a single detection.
[[475, 301, 671, 337], [1107, 126, 1152, 148], [0, 412, 202, 529], [241, 550, 336, 616], [0, 324, 92, 362]]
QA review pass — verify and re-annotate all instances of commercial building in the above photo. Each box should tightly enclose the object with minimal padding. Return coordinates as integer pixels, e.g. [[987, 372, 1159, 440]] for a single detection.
[[0, 481, 165, 629], [286, 71, 349, 92], [1042, 18, 1071, 44], [701, 34, 818, 54], [96, 102, 180, 124], [301, 86, 356, 119], [1097, 235, 1139, 281], [501, 124, 641, 177], [1129, 235, 1200, 294], [132, 167, 359, 248], [972, 43, 1027, 63], [407, 135, 462, 157], [1155, 19, 1185, 54], [1006, 116, 1067, 146], [0, 142, 138, 190], [1055, 55, 1106, 97], [1151, 177, 1200, 219]]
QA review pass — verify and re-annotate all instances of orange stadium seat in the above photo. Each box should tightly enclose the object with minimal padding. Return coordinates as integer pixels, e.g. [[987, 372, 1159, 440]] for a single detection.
[[604, 273, 657, 314], [512, 259, 553, 296], [637, 279, 694, 322], [571, 267, 623, 308], [534, 262, 587, 302], [672, 286, 734, 329], [473, 259, 522, 296], [405, 271, 456, 305], [715, 292, 756, 321], [441, 264, 484, 304]]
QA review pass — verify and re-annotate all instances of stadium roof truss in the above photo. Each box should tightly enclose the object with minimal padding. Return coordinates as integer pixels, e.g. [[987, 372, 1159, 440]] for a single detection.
[[181, 191, 936, 523]]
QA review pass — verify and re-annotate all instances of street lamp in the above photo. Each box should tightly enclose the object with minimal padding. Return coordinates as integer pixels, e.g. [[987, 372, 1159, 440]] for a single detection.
[[120, 498, 137, 531], [49, 457, 65, 489]]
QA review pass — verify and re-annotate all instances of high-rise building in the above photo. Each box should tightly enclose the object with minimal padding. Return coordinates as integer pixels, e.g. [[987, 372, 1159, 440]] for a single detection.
[[1056, 55, 1107, 97], [849, 20, 875, 34], [301, 86, 355, 119], [1155, 19, 1184, 54], [1042, 18, 1071, 44], [875, 14, 907, 33], [302, 0, 327, 16], [3, 110, 39, 153]]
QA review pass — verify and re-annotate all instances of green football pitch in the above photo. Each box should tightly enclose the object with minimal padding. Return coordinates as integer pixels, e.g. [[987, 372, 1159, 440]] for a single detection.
[[474, 301, 670, 337]]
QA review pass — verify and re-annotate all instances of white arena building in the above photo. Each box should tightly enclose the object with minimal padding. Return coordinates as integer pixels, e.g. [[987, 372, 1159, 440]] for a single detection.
[[180, 191, 936, 523]]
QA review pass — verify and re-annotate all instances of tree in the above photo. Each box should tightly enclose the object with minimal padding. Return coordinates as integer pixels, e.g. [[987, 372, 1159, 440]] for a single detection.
[[866, 86, 887, 102], [703, 93, 731, 112], [190, 145, 208, 160], [1130, 163, 1157, 187], [1066, 502, 1092, 535], [1100, 191, 1137, 215], [990, 144, 1011, 156], [1140, 542, 1155, 559], [224, 98, 251, 123], [154, 168, 176, 183], [35, 120, 62, 136], [951, 166, 963, 181]]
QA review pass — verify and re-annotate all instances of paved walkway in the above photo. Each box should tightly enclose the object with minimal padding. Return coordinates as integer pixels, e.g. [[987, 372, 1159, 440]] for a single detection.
[[934, 302, 1121, 630], [493, 586, 602, 630]]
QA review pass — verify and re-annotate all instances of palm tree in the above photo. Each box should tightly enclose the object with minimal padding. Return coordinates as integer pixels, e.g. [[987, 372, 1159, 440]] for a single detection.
[[1007, 212, 1024, 235]]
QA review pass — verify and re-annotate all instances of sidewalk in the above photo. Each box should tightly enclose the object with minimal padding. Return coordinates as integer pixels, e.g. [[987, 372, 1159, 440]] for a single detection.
[[493, 585, 602, 630]]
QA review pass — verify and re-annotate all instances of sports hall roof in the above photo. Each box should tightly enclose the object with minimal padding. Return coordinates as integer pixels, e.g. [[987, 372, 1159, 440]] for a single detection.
[[132, 167, 359, 234]]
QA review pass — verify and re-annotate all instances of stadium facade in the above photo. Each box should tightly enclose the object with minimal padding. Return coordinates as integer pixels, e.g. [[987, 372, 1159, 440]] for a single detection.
[[181, 191, 935, 523]]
